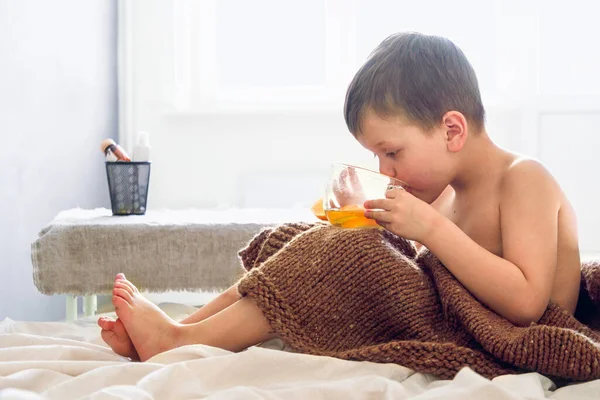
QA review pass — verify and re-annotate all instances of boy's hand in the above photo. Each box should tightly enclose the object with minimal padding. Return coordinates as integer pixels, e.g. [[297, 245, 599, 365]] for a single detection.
[[364, 188, 439, 242], [331, 167, 367, 207]]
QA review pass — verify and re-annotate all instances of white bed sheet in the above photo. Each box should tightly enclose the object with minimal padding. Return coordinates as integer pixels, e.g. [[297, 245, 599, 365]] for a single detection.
[[1, 306, 599, 400]]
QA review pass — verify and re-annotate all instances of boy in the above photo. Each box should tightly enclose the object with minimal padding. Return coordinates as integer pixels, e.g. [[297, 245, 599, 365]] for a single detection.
[[98, 32, 581, 362]]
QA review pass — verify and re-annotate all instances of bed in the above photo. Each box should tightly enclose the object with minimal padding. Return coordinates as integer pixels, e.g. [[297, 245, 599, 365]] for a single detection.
[[1, 304, 599, 399]]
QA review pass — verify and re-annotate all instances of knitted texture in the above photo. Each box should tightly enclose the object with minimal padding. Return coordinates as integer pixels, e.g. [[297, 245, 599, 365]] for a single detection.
[[237, 223, 600, 382]]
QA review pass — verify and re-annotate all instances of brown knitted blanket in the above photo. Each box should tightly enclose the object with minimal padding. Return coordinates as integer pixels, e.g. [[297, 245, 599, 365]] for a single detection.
[[236, 223, 600, 382]]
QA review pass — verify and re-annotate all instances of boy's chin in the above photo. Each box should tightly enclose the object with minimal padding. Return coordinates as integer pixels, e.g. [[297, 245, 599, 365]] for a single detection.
[[415, 190, 441, 205], [408, 189, 429, 203]]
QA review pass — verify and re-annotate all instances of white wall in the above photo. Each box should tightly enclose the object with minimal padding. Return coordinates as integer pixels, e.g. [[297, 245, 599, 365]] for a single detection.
[[123, 0, 536, 209], [124, 0, 600, 256], [0, 0, 117, 320]]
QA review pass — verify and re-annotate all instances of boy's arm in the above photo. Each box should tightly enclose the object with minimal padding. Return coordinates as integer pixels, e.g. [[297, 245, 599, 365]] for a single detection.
[[422, 161, 560, 327]]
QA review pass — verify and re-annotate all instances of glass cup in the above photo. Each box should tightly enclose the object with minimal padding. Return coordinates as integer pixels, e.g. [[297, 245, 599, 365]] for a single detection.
[[323, 163, 406, 229]]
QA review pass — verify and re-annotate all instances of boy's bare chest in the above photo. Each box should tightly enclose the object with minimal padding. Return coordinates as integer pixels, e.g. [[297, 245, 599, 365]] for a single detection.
[[436, 196, 503, 257]]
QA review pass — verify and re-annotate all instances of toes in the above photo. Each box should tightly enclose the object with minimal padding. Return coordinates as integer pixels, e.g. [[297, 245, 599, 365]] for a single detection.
[[121, 278, 140, 293], [97, 317, 116, 330], [113, 287, 133, 303], [115, 279, 138, 294], [114, 274, 140, 294], [113, 296, 132, 318], [114, 281, 135, 296]]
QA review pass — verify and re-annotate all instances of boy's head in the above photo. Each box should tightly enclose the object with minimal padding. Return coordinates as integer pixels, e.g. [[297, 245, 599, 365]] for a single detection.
[[343, 32, 487, 204], [344, 32, 485, 137]]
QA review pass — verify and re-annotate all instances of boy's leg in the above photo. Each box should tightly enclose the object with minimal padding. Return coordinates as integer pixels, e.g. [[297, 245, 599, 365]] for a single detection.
[[179, 284, 241, 324], [179, 296, 276, 352], [112, 275, 275, 361], [99, 277, 241, 358]]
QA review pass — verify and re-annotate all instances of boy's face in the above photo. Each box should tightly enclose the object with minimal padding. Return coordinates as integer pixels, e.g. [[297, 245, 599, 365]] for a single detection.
[[356, 108, 455, 204]]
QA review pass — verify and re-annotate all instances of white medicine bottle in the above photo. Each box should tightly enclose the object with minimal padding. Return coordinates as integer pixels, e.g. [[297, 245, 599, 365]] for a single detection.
[[132, 131, 151, 162]]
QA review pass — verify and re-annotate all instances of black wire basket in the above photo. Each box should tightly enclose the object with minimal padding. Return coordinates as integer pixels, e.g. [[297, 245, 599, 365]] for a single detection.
[[105, 162, 151, 215]]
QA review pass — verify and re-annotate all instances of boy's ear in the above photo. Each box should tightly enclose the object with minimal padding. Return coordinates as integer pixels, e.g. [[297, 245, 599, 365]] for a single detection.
[[442, 111, 467, 153]]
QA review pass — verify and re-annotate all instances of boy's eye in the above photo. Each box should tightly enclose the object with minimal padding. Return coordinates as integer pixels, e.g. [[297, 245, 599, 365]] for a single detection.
[[385, 151, 398, 159]]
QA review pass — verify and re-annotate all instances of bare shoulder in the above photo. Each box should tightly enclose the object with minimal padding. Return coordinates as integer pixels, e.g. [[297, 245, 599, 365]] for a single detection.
[[499, 157, 561, 208]]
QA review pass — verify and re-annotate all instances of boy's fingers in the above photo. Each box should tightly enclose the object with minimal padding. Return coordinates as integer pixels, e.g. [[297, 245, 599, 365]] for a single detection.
[[340, 169, 349, 187], [364, 199, 390, 210], [365, 209, 392, 222], [385, 187, 405, 199], [348, 167, 360, 185]]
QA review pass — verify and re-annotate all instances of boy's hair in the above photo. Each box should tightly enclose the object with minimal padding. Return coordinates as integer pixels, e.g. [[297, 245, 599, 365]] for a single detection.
[[344, 32, 486, 136]]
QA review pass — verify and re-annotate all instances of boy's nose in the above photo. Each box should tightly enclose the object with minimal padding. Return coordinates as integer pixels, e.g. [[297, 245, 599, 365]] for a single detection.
[[378, 161, 396, 179]]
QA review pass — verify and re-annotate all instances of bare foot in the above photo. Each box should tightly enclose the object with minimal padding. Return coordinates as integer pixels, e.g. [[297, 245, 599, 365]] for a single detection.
[[97, 316, 139, 360], [97, 273, 139, 360], [112, 273, 182, 361]]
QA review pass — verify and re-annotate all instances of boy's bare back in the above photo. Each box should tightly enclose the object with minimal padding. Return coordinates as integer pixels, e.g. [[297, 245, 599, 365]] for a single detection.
[[432, 153, 581, 314]]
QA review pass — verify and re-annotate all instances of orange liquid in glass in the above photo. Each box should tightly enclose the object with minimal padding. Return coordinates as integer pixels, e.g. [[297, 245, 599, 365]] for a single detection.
[[325, 205, 380, 229]]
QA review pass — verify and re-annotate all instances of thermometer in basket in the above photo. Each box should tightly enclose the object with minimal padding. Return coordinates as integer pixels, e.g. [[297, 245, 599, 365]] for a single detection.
[[101, 139, 131, 162]]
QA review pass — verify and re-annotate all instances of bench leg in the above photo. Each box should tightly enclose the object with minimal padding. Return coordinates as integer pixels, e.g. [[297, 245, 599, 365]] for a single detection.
[[66, 295, 78, 321], [83, 295, 97, 317]]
